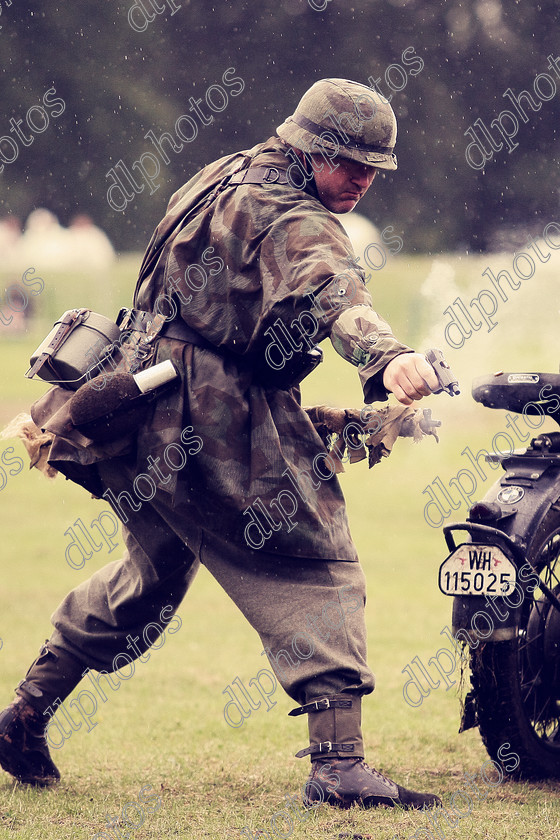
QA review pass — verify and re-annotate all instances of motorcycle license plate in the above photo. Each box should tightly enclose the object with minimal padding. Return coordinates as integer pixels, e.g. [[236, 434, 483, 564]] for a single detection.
[[438, 544, 517, 596]]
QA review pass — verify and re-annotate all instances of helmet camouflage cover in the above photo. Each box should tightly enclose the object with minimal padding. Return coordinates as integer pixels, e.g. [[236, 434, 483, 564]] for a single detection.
[[277, 78, 398, 171]]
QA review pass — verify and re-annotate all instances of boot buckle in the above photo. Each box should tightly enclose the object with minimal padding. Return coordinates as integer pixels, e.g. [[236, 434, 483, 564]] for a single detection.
[[288, 697, 334, 716]]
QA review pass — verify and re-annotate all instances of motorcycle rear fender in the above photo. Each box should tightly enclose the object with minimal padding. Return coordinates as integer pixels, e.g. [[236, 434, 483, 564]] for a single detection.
[[480, 451, 560, 549], [443, 451, 560, 644]]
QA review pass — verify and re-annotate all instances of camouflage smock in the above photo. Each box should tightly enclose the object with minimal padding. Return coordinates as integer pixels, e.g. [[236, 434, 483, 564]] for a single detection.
[[128, 136, 412, 560]]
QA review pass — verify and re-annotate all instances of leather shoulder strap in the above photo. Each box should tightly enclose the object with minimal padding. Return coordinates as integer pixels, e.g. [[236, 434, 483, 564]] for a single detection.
[[229, 165, 290, 186]]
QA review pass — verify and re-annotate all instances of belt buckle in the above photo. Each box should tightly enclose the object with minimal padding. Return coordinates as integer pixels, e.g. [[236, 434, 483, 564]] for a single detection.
[[314, 698, 330, 712], [319, 741, 332, 753], [263, 167, 280, 184], [117, 307, 134, 330]]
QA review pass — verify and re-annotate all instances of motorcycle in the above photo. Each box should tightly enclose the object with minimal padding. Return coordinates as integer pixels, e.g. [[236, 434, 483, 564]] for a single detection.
[[439, 369, 560, 778]]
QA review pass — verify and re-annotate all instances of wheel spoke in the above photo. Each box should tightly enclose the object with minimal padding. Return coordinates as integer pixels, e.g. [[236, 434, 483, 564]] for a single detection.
[[520, 533, 560, 736], [471, 517, 560, 776]]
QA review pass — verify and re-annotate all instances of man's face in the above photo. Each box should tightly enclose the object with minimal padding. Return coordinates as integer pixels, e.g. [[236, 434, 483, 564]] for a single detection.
[[310, 154, 377, 214]]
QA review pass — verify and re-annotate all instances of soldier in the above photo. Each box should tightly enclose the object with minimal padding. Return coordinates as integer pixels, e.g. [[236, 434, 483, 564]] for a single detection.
[[0, 79, 442, 810]]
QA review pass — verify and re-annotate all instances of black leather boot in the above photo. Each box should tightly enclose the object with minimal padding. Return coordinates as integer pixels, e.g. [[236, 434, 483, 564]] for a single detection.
[[305, 757, 442, 810], [290, 695, 442, 810], [0, 641, 85, 786], [0, 696, 60, 786]]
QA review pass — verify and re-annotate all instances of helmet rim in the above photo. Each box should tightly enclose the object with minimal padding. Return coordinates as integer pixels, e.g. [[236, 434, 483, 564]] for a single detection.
[[276, 78, 398, 171]]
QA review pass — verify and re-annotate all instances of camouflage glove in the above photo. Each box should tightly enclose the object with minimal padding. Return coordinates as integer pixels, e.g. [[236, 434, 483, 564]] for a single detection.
[[304, 404, 440, 472]]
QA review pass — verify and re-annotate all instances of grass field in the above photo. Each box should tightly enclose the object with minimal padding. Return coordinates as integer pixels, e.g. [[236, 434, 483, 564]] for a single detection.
[[0, 253, 559, 838]]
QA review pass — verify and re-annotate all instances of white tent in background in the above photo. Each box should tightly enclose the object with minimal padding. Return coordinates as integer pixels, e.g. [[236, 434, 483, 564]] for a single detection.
[[18, 209, 71, 272], [12, 209, 116, 274], [339, 211, 382, 273], [67, 214, 116, 273]]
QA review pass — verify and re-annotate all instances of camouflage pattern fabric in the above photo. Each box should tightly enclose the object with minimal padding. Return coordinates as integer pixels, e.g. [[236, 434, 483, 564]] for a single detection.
[[36, 136, 412, 560], [276, 78, 398, 170], [304, 404, 431, 472], [129, 136, 412, 559]]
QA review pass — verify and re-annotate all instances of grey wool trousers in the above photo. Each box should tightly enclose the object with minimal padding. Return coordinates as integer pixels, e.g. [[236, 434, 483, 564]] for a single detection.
[[49, 457, 375, 706]]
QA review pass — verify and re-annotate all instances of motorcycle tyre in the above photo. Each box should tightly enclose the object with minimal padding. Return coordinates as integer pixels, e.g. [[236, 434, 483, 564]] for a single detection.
[[470, 508, 560, 780]]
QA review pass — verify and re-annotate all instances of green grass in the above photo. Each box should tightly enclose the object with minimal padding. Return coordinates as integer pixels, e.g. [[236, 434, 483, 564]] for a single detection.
[[0, 254, 559, 838]]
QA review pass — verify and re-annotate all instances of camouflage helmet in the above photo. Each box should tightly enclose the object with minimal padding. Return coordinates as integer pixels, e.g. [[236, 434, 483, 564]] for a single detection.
[[276, 78, 397, 171]]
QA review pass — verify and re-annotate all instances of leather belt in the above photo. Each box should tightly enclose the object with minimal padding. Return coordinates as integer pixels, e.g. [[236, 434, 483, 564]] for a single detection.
[[161, 319, 216, 351]]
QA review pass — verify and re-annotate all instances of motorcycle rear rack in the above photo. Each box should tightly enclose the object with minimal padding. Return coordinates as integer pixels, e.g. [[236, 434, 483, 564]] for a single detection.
[[443, 521, 525, 558]]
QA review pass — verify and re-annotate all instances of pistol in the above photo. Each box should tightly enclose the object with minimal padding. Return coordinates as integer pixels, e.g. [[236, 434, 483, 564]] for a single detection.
[[425, 348, 460, 397]]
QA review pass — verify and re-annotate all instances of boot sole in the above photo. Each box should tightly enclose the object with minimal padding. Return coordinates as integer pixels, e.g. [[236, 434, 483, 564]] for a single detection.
[[316, 791, 442, 811], [320, 792, 399, 810], [0, 737, 59, 786]]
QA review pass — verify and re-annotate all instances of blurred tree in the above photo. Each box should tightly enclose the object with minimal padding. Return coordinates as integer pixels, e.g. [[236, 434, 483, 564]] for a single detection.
[[0, 0, 558, 253]]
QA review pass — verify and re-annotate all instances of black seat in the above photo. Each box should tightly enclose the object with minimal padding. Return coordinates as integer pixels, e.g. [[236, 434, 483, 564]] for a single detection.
[[472, 372, 560, 417]]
